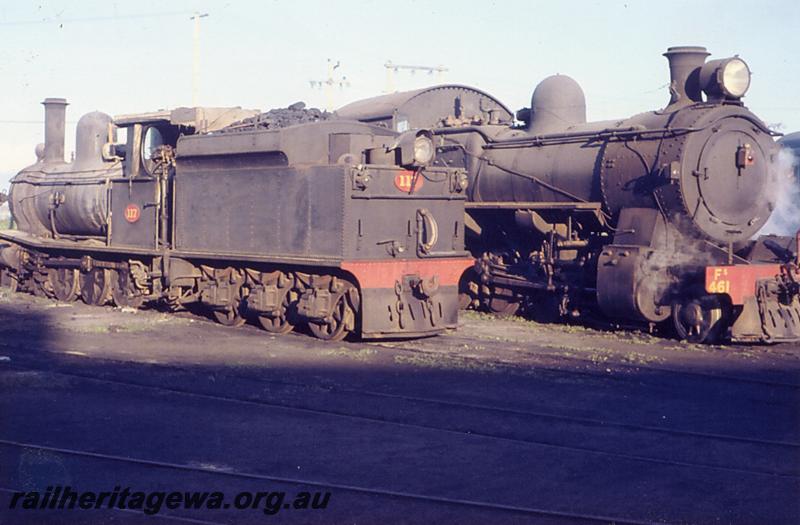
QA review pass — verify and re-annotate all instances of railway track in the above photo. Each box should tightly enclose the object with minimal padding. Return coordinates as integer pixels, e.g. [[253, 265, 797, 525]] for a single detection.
[[2, 352, 797, 479], [0, 438, 652, 525], [1, 298, 798, 523]]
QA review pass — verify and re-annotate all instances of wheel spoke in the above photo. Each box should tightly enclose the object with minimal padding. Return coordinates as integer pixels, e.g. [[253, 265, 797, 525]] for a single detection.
[[111, 269, 145, 309], [49, 268, 79, 302], [81, 269, 111, 306]]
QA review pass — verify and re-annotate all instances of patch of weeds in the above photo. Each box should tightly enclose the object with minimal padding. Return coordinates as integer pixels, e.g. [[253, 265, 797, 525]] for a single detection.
[[663, 343, 712, 354], [587, 350, 613, 365], [539, 342, 611, 356], [320, 347, 377, 362], [393, 353, 500, 373], [68, 324, 111, 334], [621, 351, 665, 365], [66, 322, 156, 334]]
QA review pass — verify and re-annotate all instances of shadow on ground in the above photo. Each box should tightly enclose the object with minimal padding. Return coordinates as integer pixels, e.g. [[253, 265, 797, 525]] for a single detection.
[[0, 294, 798, 524]]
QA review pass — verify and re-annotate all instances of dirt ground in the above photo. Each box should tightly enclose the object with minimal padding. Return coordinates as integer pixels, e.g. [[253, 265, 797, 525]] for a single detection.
[[0, 291, 798, 524]]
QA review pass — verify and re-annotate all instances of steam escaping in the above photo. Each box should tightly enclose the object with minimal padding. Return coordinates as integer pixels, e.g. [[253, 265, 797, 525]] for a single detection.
[[759, 147, 800, 236]]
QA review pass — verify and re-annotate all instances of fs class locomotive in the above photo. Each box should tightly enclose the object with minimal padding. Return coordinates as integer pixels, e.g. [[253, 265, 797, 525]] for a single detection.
[[0, 100, 472, 340], [338, 46, 800, 344]]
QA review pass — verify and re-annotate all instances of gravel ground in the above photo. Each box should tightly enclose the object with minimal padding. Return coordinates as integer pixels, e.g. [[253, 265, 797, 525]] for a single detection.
[[0, 291, 798, 524]]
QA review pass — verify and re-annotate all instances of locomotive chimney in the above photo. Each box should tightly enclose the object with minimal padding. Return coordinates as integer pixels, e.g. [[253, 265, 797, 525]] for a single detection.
[[663, 46, 709, 108], [42, 97, 68, 164]]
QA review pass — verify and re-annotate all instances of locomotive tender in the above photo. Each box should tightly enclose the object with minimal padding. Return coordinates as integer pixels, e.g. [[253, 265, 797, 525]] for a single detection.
[[339, 46, 800, 344], [0, 100, 471, 340]]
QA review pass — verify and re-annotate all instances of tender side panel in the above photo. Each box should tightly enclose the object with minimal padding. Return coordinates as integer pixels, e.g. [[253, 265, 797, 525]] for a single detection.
[[174, 163, 344, 259]]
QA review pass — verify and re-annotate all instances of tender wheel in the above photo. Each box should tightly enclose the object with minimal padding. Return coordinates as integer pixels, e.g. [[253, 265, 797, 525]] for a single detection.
[[111, 269, 145, 309], [672, 295, 728, 344], [485, 286, 520, 317], [81, 268, 112, 306], [256, 293, 295, 334], [48, 268, 79, 302], [0, 268, 18, 293], [308, 284, 356, 342], [213, 304, 246, 327]]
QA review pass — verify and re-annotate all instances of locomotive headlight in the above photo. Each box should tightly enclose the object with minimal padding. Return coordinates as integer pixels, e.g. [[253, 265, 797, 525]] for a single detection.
[[700, 57, 751, 100], [413, 133, 434, 165], [720, 58, 751, 97], [392, 129, 436, 168]]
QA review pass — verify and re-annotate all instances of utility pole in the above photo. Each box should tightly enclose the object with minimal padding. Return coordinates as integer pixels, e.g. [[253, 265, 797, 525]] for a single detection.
[[309, 59, 350, 112], [384, 61, 448, 93], [191, 12, 209, 106]]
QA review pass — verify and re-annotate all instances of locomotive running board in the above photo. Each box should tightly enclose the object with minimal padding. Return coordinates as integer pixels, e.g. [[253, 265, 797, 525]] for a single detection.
[[0, 230, 342, 267], [0, 230, 158, 256], [465, 201, 602, 210]]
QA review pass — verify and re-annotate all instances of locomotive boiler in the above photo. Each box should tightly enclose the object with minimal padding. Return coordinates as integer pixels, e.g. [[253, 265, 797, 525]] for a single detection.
[[338, 46, 800, 343], [0, 100, 471, 340]]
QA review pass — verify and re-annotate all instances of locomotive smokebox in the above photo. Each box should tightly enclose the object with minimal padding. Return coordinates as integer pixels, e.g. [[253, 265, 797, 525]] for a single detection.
[[663, 46, 709, 107], [42, 97, 68, 164]]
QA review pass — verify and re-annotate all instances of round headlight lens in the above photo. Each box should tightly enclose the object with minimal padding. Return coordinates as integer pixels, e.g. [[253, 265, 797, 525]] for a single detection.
[[413, 135, 434, 165], [720, 58, 750, 98]]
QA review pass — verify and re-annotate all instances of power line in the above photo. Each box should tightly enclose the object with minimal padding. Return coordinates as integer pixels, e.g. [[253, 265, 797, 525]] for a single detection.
[[0, 120, 79, 124], [0, 10, 195, 26]]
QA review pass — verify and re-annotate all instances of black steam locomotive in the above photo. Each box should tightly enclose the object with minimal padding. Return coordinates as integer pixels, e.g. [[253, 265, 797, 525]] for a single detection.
[[0, 100, 471, 340], [339, 46, 800, 344]]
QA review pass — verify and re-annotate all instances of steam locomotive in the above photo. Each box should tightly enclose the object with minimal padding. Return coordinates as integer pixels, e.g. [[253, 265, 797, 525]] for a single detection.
[[339, 46, 800, 344], [0, 101, 471, 340]]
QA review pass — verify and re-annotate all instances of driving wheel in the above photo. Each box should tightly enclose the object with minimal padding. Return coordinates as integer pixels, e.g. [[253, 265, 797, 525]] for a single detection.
[[48, 268, 79, 302], [672, 294, 728, 344], [111, 269, 146, 309], [81, 268, 111, 306]]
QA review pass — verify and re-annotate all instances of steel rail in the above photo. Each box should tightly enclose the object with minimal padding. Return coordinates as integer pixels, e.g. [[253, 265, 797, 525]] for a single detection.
[[0, 438, 652, 525], [2, 359, 797, 480]]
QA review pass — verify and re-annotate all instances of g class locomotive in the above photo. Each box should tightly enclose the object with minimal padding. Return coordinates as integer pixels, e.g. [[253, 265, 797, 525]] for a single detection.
[[339, 46, 800, 344], [0, 100, 471, 340]]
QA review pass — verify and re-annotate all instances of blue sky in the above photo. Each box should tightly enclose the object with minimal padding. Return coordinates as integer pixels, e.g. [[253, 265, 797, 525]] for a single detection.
[[1, 0, 798, 186]]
